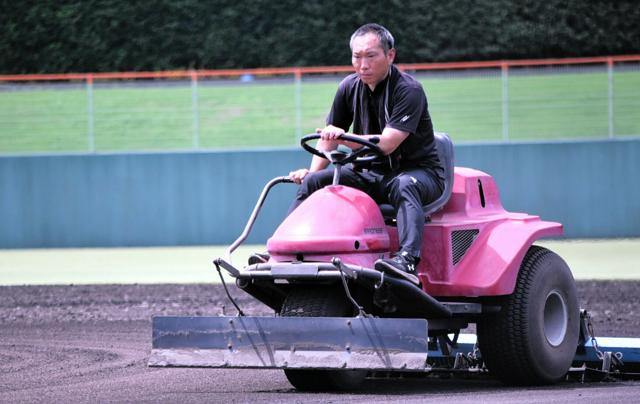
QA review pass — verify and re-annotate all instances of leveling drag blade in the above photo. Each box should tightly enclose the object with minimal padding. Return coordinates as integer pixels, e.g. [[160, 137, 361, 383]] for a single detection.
[[149, 316, 429, 370], [572, 337, 640, 375]]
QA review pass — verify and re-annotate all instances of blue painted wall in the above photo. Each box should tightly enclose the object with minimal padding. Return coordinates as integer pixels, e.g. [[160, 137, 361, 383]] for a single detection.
[[1, 139, 639, 248]]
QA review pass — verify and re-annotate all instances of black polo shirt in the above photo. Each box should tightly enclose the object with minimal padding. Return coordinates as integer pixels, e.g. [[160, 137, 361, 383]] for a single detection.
[[326, 64, 441, 176]]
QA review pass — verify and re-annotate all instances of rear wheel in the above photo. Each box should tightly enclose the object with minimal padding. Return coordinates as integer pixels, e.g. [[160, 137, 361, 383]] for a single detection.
[[280, 285, 367, 391], [477, 246, 579, 385]]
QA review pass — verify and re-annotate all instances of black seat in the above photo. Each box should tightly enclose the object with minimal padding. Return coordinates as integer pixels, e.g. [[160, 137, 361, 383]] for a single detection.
[[379, 132, 455, 220]]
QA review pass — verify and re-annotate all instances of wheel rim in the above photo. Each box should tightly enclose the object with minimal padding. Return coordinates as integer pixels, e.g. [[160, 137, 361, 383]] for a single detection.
[[543, 290, 568, 347]]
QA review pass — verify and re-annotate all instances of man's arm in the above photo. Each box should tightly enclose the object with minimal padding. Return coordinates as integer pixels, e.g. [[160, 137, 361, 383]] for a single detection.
[[288, 125, 409, 184], [289, 153, 330, 184], [318, 124, 409, 156], [371, 126, 409, 155]]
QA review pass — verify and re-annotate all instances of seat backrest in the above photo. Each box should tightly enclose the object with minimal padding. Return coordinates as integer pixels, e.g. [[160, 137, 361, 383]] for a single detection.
[[378, 132, 455, 220], [422, 132, 455, 217]]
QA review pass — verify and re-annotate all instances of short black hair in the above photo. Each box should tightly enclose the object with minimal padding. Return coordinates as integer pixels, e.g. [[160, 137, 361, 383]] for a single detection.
[[350, 23, 395, 54]]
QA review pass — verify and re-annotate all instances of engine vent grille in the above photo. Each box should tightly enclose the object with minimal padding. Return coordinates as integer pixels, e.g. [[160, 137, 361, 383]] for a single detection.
[[451, 229, 480, 265]]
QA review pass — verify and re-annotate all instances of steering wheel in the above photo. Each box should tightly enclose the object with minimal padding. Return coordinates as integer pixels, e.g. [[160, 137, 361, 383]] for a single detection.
[[300, 133, 385, 165]]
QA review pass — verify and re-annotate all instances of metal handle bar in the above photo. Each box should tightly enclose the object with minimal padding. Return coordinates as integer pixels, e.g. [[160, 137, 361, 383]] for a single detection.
[[225, 176, 294, 263]]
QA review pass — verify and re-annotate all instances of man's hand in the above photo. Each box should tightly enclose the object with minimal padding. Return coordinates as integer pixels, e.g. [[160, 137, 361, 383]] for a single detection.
[[316, 125, 345, 141], [288, 168, 309, 184], [316, 125, 365, 150], [290, 127, 341, 184]]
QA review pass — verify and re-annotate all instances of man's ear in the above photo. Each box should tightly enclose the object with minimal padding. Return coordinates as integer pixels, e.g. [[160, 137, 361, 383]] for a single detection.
[[387, 48, 396, 64]]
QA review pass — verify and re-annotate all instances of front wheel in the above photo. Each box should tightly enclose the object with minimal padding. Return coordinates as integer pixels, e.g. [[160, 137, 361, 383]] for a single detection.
[[280, 285, 367, 391], [477, 246, 579, 385]]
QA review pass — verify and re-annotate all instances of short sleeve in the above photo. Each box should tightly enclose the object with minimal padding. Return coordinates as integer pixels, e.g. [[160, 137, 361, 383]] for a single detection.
[[385, 84, 426, 134], [326, 77, 354, 131]]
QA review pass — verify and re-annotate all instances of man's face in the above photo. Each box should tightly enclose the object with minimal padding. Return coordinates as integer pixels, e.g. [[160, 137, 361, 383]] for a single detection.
[[351, 32, 396, 90]]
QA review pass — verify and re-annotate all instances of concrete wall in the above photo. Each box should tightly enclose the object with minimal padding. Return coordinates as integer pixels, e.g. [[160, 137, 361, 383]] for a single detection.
[[1, 139, 639, 248]]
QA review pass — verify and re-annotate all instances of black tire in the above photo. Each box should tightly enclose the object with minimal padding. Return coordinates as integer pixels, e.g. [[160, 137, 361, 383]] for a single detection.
[[280, 286, 367, 391], [477, 246, 579, 385]]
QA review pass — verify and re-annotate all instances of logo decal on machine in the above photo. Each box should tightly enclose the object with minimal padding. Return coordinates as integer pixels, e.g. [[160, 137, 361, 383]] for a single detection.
[[364, 228, 384, 234]]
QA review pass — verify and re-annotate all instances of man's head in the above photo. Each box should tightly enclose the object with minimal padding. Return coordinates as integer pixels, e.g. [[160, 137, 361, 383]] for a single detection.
[[350, 23, 395, 55], [349, 23, 396, 90]]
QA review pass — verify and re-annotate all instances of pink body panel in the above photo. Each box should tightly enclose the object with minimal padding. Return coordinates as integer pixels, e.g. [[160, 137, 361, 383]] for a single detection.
[[268, 185, 390, 267], [267, 168, 563, 297], [418, 167, 562, 296]]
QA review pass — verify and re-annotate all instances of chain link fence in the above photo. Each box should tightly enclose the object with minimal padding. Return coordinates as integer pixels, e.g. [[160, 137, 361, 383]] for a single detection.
[[1, 57, 638, 154]]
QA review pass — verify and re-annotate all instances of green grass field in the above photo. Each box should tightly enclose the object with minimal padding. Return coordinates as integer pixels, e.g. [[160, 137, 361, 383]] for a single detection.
[[0, 239, 638, 285], [1, 70, 638, 153]]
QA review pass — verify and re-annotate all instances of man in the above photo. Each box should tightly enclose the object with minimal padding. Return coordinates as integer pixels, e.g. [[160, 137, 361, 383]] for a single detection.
[[288, 23, 444, 286]]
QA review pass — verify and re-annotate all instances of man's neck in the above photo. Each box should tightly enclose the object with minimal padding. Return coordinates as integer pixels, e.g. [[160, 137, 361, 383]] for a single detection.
[[367, 66, 392, 92]]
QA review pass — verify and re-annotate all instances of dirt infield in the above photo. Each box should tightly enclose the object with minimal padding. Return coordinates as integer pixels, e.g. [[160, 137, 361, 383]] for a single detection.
[[2, 281, 639, 336], [1, 282, 639, 402]]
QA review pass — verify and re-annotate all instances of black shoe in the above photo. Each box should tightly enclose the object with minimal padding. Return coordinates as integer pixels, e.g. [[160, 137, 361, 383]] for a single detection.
[[248, 252, 270, 265], [375, 252, 421, 286]]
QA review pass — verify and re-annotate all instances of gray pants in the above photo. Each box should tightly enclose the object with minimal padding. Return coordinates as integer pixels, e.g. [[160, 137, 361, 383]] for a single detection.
[[287, 165, 444, 258]]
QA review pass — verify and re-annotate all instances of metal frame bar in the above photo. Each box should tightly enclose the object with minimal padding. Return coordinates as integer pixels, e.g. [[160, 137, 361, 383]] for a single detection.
[[223, 176, 293, 264]]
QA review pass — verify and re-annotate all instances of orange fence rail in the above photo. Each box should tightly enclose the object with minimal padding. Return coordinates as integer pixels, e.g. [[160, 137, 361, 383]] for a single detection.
[[2, 55, 640, 82]]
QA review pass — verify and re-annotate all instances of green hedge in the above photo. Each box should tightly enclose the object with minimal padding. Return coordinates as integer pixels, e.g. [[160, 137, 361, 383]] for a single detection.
[[1, 0, 639, 74]]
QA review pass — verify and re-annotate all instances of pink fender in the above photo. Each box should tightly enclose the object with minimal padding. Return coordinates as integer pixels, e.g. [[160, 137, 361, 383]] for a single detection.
[[415, 167, 563, 297]]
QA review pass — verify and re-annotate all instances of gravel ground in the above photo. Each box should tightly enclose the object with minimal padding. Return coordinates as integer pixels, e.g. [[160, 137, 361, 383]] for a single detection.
[[1, 281, 639, 403]]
